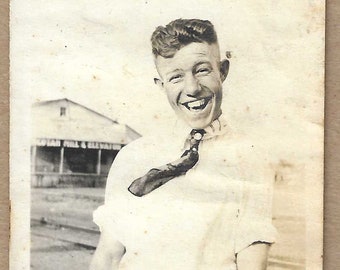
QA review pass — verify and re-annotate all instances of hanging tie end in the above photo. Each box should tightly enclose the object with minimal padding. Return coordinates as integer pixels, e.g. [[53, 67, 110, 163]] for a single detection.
[[128, 181, 146, 197]]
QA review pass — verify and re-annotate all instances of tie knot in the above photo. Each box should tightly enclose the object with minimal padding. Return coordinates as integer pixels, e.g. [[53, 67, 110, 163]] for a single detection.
[[188, 129, 205, 150], [191, 129, 205, 141]]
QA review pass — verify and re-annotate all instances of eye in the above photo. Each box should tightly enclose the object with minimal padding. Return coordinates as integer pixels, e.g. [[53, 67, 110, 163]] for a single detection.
[[196, 66, 211, 76], [169, 74, 183, 83], [197, 68, 209, 73]]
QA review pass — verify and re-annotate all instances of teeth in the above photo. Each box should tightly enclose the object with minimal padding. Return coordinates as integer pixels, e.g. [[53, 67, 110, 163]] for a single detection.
[[187, 99, 205, 109]]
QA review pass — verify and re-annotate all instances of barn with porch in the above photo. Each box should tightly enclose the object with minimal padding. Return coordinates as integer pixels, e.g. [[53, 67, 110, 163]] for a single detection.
[[31, 98, 141, 187]]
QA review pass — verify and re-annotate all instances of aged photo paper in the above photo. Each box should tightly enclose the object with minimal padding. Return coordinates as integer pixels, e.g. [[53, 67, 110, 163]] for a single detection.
[[10, 0, 324, 269]]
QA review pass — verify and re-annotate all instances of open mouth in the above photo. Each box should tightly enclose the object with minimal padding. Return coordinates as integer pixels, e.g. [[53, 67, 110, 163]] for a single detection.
[[181, 96, 212, 111]]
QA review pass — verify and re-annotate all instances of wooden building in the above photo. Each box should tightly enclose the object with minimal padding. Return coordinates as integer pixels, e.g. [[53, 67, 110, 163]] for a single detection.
[[31, 98, 141, 187]]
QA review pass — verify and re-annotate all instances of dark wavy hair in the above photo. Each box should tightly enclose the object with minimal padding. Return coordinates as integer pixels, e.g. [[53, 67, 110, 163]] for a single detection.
[[151, 19, 218, 58]]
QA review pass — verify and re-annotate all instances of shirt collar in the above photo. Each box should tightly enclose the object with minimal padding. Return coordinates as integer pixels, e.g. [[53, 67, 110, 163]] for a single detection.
[[203, 117, 229, 140], [177, 116, 229, 149], [172, 116, 230, 146]]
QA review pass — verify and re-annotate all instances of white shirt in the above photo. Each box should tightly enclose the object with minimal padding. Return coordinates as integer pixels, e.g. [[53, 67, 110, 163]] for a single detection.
[[93, 118, 276, 270]]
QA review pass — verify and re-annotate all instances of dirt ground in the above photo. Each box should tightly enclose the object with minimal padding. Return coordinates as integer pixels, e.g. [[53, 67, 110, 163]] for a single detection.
[[31, 234, 95, 270], [31, 186, 305, 269]]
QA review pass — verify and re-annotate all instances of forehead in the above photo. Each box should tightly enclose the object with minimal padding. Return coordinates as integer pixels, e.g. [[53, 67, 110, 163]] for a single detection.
[[155, 42, 220, 76]]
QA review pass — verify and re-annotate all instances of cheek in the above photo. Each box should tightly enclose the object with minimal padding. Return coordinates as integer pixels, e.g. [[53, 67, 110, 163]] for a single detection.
[[167, 95, 177, 108], [165, 85, 182, 106], [215, 88, 223, 101], [200, 74, 222, 90], [211, 79, 223, 98]]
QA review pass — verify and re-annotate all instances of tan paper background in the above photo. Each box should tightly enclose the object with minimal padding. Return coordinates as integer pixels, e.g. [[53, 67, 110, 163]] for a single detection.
[[0, 0, 9, 269], [323, 0, 340, 268], [0, 0, 339, 269]]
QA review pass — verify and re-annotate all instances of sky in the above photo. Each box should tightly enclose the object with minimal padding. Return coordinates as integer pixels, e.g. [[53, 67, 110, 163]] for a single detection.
[[11, 0, 324, 157]]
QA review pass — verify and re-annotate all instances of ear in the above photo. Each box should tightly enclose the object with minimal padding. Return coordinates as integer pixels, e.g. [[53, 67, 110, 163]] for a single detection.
[[154, 78, 164, 90], [220, 59, 230, 82]]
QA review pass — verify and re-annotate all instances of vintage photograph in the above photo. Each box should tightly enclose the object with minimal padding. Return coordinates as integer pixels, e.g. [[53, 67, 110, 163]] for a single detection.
[[10, 1, 324, 269]]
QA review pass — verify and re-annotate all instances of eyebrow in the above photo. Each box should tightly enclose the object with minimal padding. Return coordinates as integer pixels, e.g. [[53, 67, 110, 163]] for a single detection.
[[165, 69, 182, 77], [193, 61, 212, 70]]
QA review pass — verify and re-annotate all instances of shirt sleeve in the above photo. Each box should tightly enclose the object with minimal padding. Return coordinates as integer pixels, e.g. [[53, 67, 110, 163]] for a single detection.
[[92, 140, 143, 245], [234, 145, 277, 254], [93, 203, 127, 244]]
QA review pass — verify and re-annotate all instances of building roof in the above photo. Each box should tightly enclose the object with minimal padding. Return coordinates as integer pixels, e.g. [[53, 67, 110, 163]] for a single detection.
[[32, 98, 141, 145], [32, 98, 119, 124]]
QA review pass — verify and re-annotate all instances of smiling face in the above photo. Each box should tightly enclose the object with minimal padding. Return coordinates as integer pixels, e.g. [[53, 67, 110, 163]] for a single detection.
[[155, 42, 228, 129]]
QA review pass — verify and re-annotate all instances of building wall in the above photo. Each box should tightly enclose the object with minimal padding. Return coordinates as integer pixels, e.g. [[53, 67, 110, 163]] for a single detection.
[[31, 99, 141, 188], [32, 145, 119, 187], [31, 174, 108, 188]]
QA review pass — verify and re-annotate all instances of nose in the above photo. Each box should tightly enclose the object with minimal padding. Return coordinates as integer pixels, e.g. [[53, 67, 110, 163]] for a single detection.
[[184, 74, 201, 97]]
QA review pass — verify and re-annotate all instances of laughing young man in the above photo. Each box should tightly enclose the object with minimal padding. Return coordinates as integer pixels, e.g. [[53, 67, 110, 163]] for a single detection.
[[90, 19, 276, 270]]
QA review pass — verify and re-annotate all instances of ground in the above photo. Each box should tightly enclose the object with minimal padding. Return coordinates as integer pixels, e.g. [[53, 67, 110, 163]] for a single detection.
[[31, 186, 305, 269], [31, 235, 94, 270]]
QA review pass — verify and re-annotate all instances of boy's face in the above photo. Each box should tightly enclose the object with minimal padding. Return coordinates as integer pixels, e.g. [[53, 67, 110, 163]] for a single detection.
[[155, 42, 227, 129]]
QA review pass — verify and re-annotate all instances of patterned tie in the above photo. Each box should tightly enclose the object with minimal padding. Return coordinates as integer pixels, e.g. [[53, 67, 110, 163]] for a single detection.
[[128, 129, 206, 197]]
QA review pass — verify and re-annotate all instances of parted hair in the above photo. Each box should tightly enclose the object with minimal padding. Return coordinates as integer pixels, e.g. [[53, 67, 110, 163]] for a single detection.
[[151, 19, 218, 58]]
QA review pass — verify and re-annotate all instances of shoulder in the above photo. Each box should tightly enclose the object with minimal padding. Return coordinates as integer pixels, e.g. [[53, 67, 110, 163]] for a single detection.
[[213, 131, 266, 156], [104, 134, 174, 199], [221, 132, 273, 171], [106, 135, 161, 179], [118, 129, 185, 161], [115, 135, 160, 160], [236, 135, 275, 183]]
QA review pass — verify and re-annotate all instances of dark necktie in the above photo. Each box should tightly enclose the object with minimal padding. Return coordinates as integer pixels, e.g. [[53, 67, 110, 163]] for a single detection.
[[128, 129, 205, 197]]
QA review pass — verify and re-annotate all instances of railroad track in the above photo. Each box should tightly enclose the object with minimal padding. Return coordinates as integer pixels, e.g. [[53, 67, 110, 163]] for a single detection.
[[31, 218, 100, 250]]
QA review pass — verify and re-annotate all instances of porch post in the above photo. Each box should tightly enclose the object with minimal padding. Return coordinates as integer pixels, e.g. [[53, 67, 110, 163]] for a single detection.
[[97, 149, 102, 175], [59, 146, 64, 174]]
